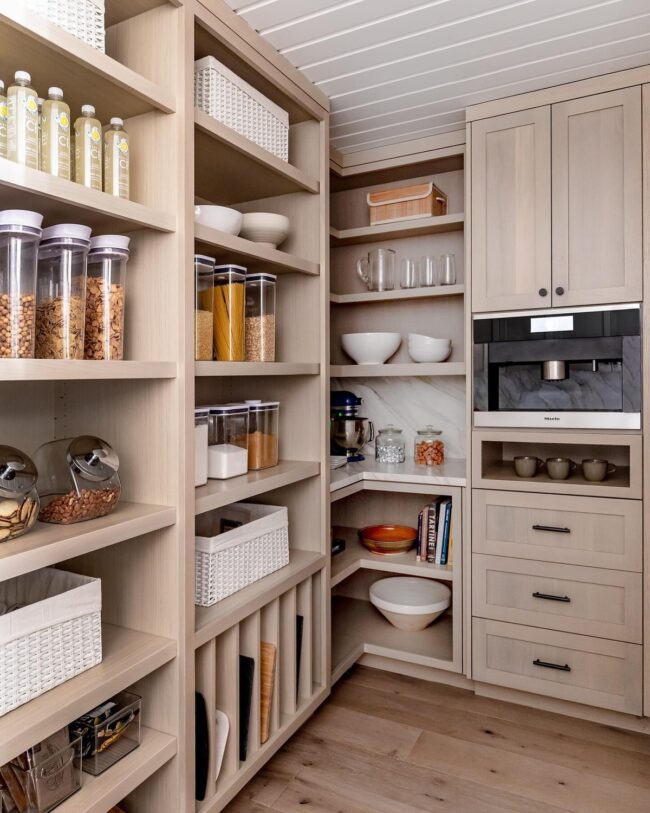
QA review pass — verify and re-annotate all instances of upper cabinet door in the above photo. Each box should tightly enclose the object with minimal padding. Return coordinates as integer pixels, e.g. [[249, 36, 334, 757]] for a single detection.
[[552, 88, 642, 307], [471, 107, 552, 313]]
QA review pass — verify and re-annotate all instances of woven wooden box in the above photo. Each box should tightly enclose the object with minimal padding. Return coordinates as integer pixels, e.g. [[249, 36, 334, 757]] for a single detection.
[[367, 181, 447, 225]]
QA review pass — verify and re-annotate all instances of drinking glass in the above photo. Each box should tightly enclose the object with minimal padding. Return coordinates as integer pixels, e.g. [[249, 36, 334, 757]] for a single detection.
[[440, 253, 457, 285], [418, 255, 438, 287], [400, 257, 418, 289]]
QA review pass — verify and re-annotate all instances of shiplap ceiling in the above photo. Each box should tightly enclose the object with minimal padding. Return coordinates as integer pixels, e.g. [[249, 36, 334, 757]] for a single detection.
[[225, 0, 650, 154]]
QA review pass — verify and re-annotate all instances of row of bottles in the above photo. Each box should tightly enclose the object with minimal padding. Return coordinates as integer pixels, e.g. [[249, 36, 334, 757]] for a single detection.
[[0, 72, 129, 199]]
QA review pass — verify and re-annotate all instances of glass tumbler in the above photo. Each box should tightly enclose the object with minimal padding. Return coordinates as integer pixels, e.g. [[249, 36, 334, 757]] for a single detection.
[[440, 253, 457, 285], [418, 255, 438, 287], [399, 257, 418, 289]]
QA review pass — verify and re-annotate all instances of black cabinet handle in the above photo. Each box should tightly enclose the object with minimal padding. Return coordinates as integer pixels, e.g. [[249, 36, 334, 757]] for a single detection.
[[538, 288, 548, 297], [532, 524, 571, 534], [532, 591, 571, 603], [555, 286, 565, 295], [533, 658, 571, 672]]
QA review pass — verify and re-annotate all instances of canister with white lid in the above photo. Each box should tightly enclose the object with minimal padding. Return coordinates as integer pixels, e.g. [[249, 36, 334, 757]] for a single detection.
[[213, 264, 246, 361], [0, 209, 43, 358], [245, 400, 279, 470], [245, 272, 276, 362], [207, 404, 249, 479], [36, 224, 91, 359], [194, 407, 209, 487], [84, 235, 130, 360], [195, 255, 215, 361]]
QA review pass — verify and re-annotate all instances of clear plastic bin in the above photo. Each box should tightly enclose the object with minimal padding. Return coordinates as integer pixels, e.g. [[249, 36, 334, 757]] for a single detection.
[[194, 407, 209, 487], [245, 272, 276, 362], [208, 404, 249, 479], [213, 264, 246, 361], [84, 235, 130, 360], [245, 400, 279, 470], [8, 734, 82, 812], [195, 255, 214, 361]]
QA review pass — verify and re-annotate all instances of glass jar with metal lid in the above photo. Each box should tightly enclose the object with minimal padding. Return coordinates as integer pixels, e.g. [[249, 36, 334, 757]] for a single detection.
[[245, 272, 276, 362], [0, 446, 40, 541], [414, 426, 445, 466], [33, 435, 121, 524], [213, 264, 246, 361], [375, 425, 405, 464], [245, 400, 279, 470], [208, 404, 249, 479]]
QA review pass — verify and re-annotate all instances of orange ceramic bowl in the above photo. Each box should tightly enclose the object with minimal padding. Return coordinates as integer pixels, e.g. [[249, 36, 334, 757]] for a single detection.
[[359, 524, 418, 555]]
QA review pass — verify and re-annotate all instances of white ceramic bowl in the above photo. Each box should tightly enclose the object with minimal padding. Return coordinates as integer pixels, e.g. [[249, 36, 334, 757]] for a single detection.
[[240, 213, 290, 248], [341, 332, 401, 365], [370, 576, 451, 631], [407, 334, 452, 363], [194, 205, 243, 235]]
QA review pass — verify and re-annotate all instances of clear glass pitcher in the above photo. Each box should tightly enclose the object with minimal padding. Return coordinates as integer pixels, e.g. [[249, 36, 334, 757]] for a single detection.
[[356, 248, 395, 291]]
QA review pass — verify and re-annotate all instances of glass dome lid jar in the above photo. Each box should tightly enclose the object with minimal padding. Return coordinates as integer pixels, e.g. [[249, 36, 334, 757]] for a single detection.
[[414, 426, 445, 466], [34, 435, 121, 524], [375, 424, 405, 464], [0, 445, 40, 542]]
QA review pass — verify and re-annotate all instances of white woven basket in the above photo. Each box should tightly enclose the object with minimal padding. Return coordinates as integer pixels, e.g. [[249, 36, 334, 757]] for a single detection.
[[195, 503, 289, 607], [0, 568, 102, 717], [25, 0, 106, 52], [194, 56, 289, 162]]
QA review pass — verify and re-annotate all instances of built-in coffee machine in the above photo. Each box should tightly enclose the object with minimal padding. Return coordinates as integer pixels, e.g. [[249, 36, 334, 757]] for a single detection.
[[473, 304, 641, 429]]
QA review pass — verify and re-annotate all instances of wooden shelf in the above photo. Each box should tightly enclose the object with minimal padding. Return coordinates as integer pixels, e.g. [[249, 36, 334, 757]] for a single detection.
[[0, 502, 176, 581], [195, 460, 320, 515], [56, 726, 177, 813], [0, 158, 175, 233], [194, 109, 319, 204], [0, 4, 175, 120], [105, 0, 174, 27], [331, 596, 454, 683], [195, 223, 319, 275], [195, 362, 319, 377], [0, 359, 177, 381], [330, 213, 464, 246], [331, 527, 453, 589], [331, 362, 465, 377], [0, 624, 177, 765], [330, 284, 464, 304], [482, 461, 632, 497], [195, 550, 326, 647]]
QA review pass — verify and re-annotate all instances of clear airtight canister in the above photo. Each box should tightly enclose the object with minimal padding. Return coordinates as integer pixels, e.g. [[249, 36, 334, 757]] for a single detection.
[[245, 272, 276, 362], [207, 404, 249, 479], [213, 265, 246, 361], [84, 235, 130, 360], [194, 408, 209, 487], [245, 400, 279, 470], [0, 209, 43, 358], [195, 255, 214, 361], [41, 87, 71, 180], [36, 224, 91, 359]]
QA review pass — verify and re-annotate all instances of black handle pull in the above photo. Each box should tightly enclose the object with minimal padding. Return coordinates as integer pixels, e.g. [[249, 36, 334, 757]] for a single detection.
[[532, 591, 571, 603], [532, 524, 571, 534], [533, 658, 571, 672], [538, 288, 548, 297], [555, 286, 565, 295]]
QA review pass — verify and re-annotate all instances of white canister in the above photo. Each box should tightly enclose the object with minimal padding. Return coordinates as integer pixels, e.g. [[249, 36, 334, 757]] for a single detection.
[[194, 408, 209, 487]]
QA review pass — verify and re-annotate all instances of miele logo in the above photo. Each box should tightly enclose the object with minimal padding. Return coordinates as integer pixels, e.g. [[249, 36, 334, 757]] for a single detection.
[[543, 416, 561, 422]]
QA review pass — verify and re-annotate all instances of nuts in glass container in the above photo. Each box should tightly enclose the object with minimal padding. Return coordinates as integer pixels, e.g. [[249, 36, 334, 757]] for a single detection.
[[0, 293, 36, 358], [39, 487, 120, 524]]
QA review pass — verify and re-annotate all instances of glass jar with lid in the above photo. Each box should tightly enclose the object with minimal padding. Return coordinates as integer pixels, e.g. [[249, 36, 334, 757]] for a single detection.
[[245, 273, 276, 362], [414, 426, 445, 466], [0, 446, 40, 542], [36, 224, 91, 359], [195, 255, 214, 361], [213, 264, 246, 361], [375, 425, 405, 464], [33, 436, 121, 524], [208, 404, 249, 479], [84, 235, 130, 360], [245, 400, 279, 470]]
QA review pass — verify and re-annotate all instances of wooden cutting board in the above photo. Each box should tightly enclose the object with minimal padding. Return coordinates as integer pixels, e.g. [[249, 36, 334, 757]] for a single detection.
[[260, 642, 277, 744]]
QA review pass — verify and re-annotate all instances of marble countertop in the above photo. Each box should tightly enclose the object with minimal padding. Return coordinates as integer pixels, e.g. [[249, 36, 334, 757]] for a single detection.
[[330, 457, 467, 491]]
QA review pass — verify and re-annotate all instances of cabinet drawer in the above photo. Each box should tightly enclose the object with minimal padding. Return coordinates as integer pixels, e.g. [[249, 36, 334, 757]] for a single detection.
[[473, 555, 642, 642], [473, 490, 641, 571], [472, 619, 642, 714]]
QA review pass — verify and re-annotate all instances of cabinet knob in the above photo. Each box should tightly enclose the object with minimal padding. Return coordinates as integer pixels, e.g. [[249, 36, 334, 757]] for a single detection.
[[555, 287, 565, 296], [538, 288, 548, 297]]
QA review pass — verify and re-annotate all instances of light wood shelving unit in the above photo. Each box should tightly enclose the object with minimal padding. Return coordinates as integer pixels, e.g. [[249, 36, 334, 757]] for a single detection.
[[330, 283, 464, 304], [330, 212, 464, 246], [331, 362, 466, 377]]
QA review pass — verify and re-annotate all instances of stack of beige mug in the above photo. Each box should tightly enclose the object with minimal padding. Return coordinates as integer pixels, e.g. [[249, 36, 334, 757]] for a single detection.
[[514, 455, 616, 482]]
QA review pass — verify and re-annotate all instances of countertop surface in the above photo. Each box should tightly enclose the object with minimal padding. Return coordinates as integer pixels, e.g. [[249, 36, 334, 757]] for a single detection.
[[330, 458, 466, 491]]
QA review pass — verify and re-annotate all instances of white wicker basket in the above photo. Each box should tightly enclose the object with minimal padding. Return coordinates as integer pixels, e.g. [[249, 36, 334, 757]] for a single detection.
[[195, 503, 289, 607], [25, 0, 106, 52], [0, 568, 102, 717], [194, 56, 289, 162]]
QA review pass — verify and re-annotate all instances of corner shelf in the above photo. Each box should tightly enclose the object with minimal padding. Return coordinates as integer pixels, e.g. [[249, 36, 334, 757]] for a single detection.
[[0, 502, 176, 581], [330, 285, 464, 304], [0, 623, 177, 765], [0, 359, 177, 381], [195, 461, 320, 515], [330, 213, 464, 246], [194, 224, 319, 276], [195, 362, 319, 377], [331, 362, 465, 377]]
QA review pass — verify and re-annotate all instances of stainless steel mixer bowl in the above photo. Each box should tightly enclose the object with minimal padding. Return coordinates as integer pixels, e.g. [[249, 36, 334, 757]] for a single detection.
[[331, 417, 373, 452]]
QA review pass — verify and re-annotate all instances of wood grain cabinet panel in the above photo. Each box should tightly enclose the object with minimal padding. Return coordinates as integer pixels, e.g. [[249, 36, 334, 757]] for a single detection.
[[472, 490, 642, 571], [552, 87, 642, 306], [473, 619, 643, 715], [471, 107, 552, 312], [473, 554, 642, 643]]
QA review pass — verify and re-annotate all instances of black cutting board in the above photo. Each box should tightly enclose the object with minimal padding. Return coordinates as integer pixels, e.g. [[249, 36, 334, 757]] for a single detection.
[[239, 655, 255, 762]]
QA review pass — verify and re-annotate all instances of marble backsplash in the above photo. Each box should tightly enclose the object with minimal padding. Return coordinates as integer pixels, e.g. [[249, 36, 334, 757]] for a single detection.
[[331, 376, 466, 459]]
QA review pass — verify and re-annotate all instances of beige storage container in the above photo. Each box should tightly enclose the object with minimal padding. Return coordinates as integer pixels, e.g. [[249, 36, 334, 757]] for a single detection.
[[367, 181, 447, 225]]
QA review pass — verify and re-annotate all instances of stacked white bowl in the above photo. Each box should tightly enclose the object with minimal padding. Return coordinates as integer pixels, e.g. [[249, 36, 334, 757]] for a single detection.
[[407, 334, 452, 363]]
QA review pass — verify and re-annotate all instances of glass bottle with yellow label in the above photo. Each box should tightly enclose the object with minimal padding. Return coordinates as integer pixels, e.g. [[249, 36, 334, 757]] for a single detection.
[[0, 80, 7, 159], [74, 104, 102, 191], [104, 117, 129, 199], [41, 88, 71, 180], [7, 71, 39, 169]]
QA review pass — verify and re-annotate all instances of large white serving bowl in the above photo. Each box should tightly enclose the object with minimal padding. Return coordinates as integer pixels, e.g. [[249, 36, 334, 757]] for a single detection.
[[370, 576, 451, 631], [194, 205, 243, 235], [240, 212, 290, 248], [341, 332, 401, 365], [407, 334, 452, 363]]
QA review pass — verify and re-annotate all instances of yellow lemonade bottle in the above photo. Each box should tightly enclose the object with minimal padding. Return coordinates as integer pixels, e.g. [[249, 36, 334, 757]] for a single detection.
[[7, 71, 39, 168], [104, 117, 130, 199], [41, 87, 71, 179], [74, 104, 102, 190], [0, 80, 7, 159]]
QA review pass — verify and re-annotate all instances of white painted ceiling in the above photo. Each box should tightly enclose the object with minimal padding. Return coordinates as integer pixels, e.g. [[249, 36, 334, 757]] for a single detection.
[[225, 0, 650, 154]]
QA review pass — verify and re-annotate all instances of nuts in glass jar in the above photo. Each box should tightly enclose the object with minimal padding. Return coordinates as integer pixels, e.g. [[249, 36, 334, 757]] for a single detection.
[[39, 487, 120, 524], [415, 426, 445, 466]]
